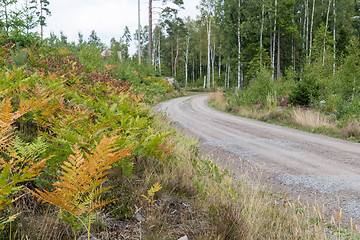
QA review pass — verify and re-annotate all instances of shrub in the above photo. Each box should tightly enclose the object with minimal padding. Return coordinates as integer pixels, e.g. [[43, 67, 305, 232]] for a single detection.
[[78, 44, 103, 72], [290, 75, 320, 106]]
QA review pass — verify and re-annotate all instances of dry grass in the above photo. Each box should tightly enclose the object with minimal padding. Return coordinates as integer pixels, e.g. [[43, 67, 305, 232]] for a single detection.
[[290, 108, 337, 131], [208, 89, 228, 111], [231, 105, 284, 122]]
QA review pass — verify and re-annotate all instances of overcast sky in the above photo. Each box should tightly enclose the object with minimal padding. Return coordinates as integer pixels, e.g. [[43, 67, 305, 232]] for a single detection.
[[44, 0, 200, 53]]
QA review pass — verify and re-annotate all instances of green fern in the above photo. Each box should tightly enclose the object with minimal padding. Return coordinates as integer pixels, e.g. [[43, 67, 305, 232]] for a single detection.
[[13, 137, 48, 160]]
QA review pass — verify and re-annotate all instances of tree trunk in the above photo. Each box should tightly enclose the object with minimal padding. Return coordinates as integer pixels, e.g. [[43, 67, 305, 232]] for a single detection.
[[271, 0, 277, 80], [277, 26, 281, 80], [149, 0, 153, 62], [305, 0, 309, 55], [193, 59, 195, 83], [219, 45, 221, 78], [40, 2, 44, 39], [212, 44, 216, 87], [270, 16, 273, 70], [185, 36, 190, 88], [138, 0, 141, 65], [333, 0, 336, 76], [171, 40, 174, 75], [260, 0, 265, 66], [228, 64, 231, 88], [207, 17, 211, 88], [200, 50, 202, 78], [238, 0, 242, 88], [292, 6, 296, 71], [322, 0, 332, 66], [158, 32, 161, 74], [309, 0, 316, 61], [225, 64, 228, 87], [175, 38, 179, 77]]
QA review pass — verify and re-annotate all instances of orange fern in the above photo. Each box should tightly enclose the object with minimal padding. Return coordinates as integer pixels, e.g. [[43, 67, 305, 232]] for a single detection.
[[29, 134, 132, 235], [0, 98, 49, 227]]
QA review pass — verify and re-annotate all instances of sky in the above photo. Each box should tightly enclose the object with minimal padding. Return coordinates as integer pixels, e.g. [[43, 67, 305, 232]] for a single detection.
[[44, 0, 200, 53]]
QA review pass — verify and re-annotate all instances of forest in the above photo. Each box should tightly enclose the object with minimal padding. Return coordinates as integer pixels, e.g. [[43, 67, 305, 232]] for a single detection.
[[0, 0, 359, 239]]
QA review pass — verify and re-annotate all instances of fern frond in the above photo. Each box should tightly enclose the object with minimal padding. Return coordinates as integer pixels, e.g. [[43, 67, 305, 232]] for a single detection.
[[30, 134, 132, 224]]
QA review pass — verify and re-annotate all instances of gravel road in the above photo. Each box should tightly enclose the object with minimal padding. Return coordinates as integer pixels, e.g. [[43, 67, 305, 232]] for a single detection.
[[156, 94, 360, 222]]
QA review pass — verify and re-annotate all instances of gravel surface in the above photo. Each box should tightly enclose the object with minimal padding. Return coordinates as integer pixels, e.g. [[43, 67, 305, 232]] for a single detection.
[[156, 94, 360, 222]]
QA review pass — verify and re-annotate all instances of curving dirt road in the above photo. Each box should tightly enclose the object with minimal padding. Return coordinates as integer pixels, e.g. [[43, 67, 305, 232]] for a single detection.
[[156, 94, 360, 222]]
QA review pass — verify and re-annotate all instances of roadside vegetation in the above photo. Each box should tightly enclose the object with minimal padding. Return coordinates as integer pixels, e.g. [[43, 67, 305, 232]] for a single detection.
[[2, 35, 360, 240], [1, 0, 360, 239], [208, 66, 360, 142]]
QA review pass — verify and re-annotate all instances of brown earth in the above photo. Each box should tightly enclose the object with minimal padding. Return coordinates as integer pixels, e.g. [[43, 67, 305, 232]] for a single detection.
[[156, 94, 360, 224]]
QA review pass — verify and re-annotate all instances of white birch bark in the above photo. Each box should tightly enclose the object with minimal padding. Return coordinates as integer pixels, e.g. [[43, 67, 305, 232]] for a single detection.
[[292, 6, 296, 70], [238, 0, 242, 88], [207, 17, 211, 88], [211, 44, 215, 87], [277, 27, 281, 80], [193, 59, 195, 83], [305, 0, 309, 55], [333, 0, 336, 76], [200, 50, 202, 78], [260, 0, 265, 66], [138, 0, 141, 65], [158, 32, 161, 74], [271, 0, 278, 80], [219, 45, 222, 78], [174, 37, 179, 77], [185, 35, 190, 88], [309, 0, 316, 61], [322, 0, 332, 66]]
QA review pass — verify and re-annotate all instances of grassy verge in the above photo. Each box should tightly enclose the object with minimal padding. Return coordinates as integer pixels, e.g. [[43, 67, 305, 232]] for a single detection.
[[208, 89, 360, 142], [138, 113, 357, 239]]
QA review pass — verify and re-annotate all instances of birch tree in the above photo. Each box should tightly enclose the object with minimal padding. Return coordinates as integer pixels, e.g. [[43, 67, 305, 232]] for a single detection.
[[271, 0, 277, 80], [237, 0, 242, 88], [200, 0, 215, 88], [308, 0, 316, 61], [322, 0, 332, 66], [185, 35, 189, 87]]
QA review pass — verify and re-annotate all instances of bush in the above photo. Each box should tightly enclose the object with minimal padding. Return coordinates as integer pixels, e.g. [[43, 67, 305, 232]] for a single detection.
[[78, 44, 103, 72], [240, 67, 275, 106], [290, 75, 320, 106]]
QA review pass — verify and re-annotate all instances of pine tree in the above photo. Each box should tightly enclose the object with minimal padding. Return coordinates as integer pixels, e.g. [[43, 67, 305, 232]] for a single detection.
[[31, 0, 51, 39]]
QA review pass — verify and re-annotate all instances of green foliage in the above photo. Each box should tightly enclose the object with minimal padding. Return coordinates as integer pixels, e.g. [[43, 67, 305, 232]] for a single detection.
[[0, 98, 49, 229], [79, 43, 103, 72], [13, 136, 48, 160], [337, 37, 360, 101], [290, 74, 320, 106], [142, 181, 162, 205], [239, 67, 275, 106]]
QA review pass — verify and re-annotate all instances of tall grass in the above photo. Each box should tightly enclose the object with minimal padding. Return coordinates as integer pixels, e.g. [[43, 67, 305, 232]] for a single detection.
[[290, 108, 337, 130], [208, 89, 228, 111]]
